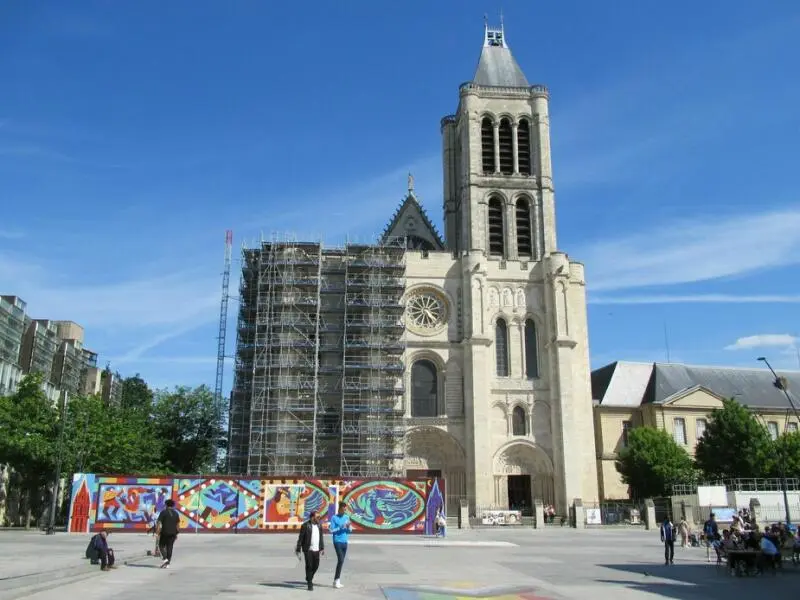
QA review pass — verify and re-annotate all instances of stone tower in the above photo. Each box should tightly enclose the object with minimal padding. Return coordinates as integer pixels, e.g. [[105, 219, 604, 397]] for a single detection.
[[436, 21, 599, 514]]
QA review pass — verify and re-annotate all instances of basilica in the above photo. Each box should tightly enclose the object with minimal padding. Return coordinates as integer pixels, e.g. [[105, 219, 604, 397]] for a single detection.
[[229, 21, 599, 518]]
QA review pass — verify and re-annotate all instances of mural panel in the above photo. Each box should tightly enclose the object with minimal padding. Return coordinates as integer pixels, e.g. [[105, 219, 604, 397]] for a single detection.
[[68, 473, 445, 535]]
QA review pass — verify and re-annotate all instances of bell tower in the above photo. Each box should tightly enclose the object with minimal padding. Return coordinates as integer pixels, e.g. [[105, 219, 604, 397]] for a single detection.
[[440, 20, 600, 515], [441, 20, 557, 261]]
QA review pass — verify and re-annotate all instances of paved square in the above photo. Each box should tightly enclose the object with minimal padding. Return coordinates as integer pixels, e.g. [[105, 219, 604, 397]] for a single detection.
[[0, 528, 797, 600]]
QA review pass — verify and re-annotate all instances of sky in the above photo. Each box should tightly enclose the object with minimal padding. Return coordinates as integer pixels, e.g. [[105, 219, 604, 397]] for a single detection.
[[1, 1, 799, 393]]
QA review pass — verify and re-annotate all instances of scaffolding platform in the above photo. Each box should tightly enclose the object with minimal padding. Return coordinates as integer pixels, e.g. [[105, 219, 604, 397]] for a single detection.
[[228, 236, 407, 478]]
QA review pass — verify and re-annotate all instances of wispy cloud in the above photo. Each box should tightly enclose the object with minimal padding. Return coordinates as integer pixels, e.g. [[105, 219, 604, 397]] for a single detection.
[[0, 230, 24, 240], [113, 356, 217, 366], [249, 155, 441, 243], [2, 253, 219, 331], [579, 207, 800, 291], [725, 334, 798, 351], [590, 294, 800, 305], [112, 323, 211, 364]]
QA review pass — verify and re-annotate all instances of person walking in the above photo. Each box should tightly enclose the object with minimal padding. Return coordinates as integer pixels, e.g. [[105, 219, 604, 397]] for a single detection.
[[660, 516, 676, 565], [329, 503, 352, 589], [678, 517, 689, 547], [156, 499, 181, 569], [703, 512, 719, 563], [295, 511, 325, 591]]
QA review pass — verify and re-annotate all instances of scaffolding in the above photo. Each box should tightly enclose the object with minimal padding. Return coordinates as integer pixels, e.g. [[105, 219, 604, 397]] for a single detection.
[[228, 235, 407, 477]]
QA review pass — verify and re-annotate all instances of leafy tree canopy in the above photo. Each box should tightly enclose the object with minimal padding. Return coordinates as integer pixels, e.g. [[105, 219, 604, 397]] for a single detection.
[[771, 430, 800, 479], [695, 398, 773, 480], [615, 426, 696, 499], [64, 394, 163, 475], [152, 385, 223, 474], [119, 374, 153, 413], [0, 373, 59, 479]]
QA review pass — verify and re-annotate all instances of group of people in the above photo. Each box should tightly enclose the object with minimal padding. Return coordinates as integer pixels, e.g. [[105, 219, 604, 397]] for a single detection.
[[659, 511, 800, 574], [295, 503, 352, 591], [87, 499, 182, 572]]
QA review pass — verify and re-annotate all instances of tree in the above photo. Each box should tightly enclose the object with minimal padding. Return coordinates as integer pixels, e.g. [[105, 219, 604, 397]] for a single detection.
[[0, 373, 59, 526], [770, 430, 800, 479], [119, 374, 153, 413], [64, 394, 163, 475], [616, 426, 696, 498], [152, 385, 223, 473], [695, 398, 773, 480]]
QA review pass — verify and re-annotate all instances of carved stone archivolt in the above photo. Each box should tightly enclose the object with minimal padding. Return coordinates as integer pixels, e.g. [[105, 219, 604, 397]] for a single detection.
[[404, 428, 465, 471], [493, 442, 553, 476]]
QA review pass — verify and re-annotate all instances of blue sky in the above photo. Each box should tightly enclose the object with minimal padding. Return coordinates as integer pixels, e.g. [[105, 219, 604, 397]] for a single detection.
[[1, 1, 799, 392]]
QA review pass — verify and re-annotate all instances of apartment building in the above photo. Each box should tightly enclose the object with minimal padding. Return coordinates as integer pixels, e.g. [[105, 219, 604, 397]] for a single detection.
[[0, 296, 26, 395], [0, 295, 115, 402]]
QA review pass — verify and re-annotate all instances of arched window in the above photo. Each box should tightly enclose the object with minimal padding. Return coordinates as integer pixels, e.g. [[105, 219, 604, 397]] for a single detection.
[[481, 117, 495, 173], [411, 359, 438, 417], [512, 406, 527, 436], [495, 318, 509, 377], [516, 198, 532, 258], [488, 197, 505, 257], [518, 118, 532, 175], [524, 319, 539, 378], [498, 118, 513, 174]]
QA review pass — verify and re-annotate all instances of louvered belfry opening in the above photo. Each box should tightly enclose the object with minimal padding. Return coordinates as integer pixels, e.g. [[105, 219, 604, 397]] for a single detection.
[[498, 118, 513, 174], [516, 198, 532, 258], [481, 117, 495, 173], [518, 118, 532, 175], [488, 197, 505, 257]]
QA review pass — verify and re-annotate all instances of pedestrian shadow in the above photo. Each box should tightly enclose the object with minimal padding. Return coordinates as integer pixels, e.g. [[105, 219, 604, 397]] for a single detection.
[[124, 564, 161, 569], [259, 581, 308, 590]]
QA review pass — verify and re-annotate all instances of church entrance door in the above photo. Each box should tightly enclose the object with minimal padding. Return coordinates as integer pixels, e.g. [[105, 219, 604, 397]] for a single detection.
[[404, 428, 466, 517], [507, 475, 532, 516]]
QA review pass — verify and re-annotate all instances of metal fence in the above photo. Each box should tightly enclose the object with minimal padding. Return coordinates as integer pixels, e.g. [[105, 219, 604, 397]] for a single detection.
[[676, 502, 800, 526], [671, 478, 800, 496], [582, 498, 670, 527]]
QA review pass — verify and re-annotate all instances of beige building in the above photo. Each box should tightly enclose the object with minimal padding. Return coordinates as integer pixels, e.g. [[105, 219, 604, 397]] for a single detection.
[[592, 361, 800, 500], [229, 21, 600, 516]]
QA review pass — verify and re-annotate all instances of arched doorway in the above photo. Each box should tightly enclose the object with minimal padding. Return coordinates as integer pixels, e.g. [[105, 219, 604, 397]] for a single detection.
[[492, 441, 555, 515], [404, 427, 466, 516]]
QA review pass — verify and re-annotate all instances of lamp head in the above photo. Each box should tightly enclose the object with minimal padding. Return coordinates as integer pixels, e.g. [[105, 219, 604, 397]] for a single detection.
[[757, 357, 766, 362]]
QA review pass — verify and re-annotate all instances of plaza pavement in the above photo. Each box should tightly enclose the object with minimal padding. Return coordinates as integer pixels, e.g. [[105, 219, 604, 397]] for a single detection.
[[0, 527, 797, 600]]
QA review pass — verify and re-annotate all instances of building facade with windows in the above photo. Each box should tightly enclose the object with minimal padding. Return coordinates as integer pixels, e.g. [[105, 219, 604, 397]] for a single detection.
[[592, 361, 800, 500], [228, 22, 600, 516]]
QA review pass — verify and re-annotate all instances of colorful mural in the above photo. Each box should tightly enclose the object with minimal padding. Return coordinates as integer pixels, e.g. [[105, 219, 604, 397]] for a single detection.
[[67, 473, 445, 535]]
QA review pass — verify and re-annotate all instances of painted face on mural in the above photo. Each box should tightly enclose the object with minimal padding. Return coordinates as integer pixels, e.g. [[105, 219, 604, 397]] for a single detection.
[[275, 489, 291, 515]]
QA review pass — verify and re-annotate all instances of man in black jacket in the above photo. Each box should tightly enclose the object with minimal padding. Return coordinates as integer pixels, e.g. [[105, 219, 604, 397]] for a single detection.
[[295, 511, 325, 590]]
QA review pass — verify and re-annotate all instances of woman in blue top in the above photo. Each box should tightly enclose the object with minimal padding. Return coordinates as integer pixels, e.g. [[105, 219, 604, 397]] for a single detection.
[[329, 503, 352, 588]]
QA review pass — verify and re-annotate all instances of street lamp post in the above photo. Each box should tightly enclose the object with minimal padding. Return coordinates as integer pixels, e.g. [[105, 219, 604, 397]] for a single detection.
[[757, 357, 799, 526], [46, 392, 68, 535]]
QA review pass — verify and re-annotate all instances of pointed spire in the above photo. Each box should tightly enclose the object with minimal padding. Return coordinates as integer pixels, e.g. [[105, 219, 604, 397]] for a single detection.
[[474, 15, 529, 87]]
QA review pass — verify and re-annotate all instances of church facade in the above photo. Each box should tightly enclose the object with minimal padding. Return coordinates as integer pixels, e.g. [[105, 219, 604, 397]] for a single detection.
[[384, 23, 599, 515]]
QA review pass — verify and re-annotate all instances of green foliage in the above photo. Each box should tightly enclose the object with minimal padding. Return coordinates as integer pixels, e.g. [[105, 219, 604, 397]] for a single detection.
[[152, 385, 223, 474], [615, 426, 696, 499], [119, 374, 153, 413], [63, 394, 163, 474], [0, 373, 59, 476], [771, 430, 800, 479], [0, 373, 60, 519], [695, 398, 774, 480]]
